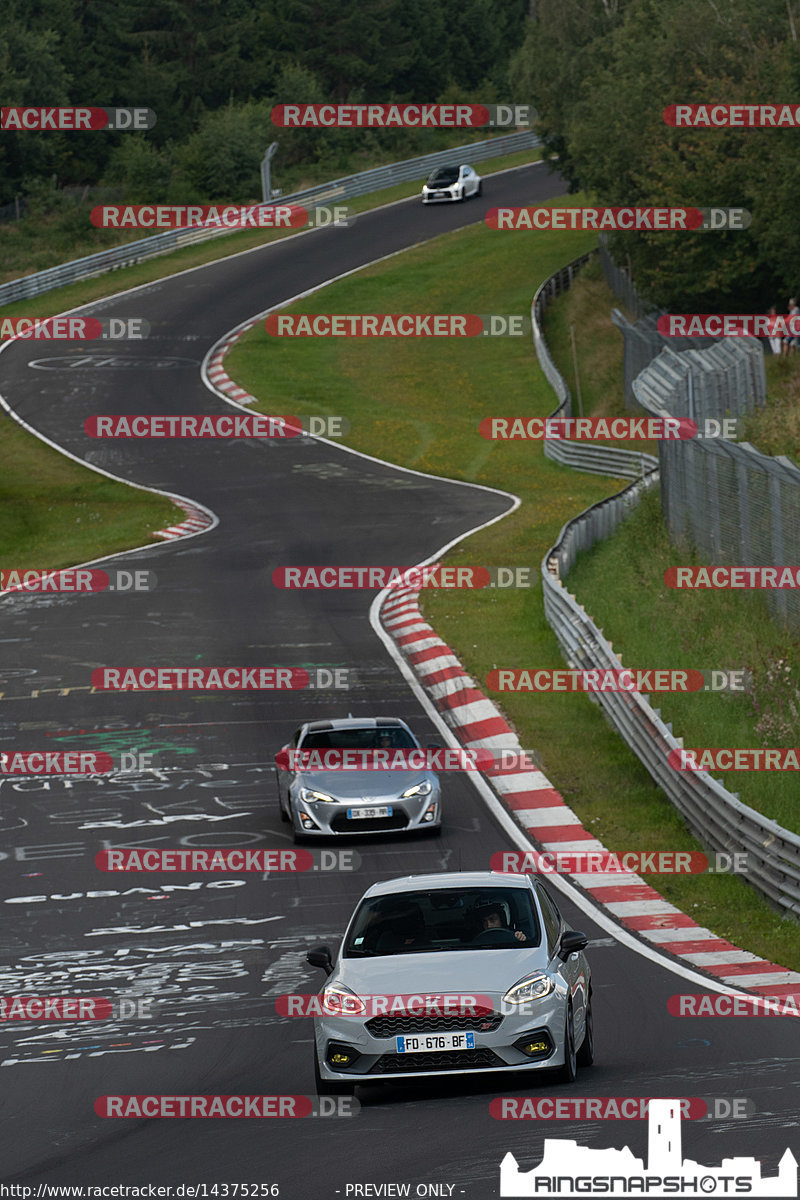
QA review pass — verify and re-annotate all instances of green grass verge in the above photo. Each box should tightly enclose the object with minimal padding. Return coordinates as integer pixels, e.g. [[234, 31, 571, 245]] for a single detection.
[[0, 414, 178, 568], [225, 199, 800, 969], [0, 149, 541, 577], [0, 147, 541, 293]]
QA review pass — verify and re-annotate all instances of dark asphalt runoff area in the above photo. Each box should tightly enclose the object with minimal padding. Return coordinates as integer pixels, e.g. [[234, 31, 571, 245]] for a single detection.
[[0, 162, 797, 1194]]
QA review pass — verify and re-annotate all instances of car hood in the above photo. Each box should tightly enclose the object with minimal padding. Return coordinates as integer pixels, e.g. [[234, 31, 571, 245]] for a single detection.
[[335, 946, 548, 998], [294, 769, 433, 799]]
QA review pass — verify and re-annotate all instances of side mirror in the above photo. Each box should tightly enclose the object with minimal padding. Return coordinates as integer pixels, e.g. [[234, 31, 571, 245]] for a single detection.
[[558, 930, 589, 960], [306, 945, 334, 975]]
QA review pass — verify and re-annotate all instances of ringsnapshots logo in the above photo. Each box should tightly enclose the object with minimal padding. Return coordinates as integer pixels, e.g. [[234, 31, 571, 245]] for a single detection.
[[664, 103, 800, 127], [486, 207, 751, 231], [1, 107, 156, 131], [0, 317, 150, 341], [498, 1098, 797, 1197], [264, 314, 531, 337], [90, 204, 348, 230], [95, 847, 360, 873], [270, 103, 536, 128]]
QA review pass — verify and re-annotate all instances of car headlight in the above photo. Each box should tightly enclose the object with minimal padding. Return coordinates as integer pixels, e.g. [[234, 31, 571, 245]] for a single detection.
[[322, 983, 366, 1016], [300, 787, 337, 804], [401, 779, 432, 798], [503, 972, 554, 1005]]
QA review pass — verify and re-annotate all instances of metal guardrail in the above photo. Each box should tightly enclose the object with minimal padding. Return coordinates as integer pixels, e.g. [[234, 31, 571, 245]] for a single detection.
[[534, 256, 800, 918], [0, 130, 540, 308], [531, 252, 658, 480]]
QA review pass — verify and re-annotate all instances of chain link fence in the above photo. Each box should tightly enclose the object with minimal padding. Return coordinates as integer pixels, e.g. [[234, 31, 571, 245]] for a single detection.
[[536, 251, 800, 917], [632, 344, 800, 627], [599, 236, 721, 410]]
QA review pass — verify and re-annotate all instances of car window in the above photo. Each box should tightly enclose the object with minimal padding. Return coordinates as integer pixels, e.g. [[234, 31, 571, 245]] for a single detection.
[[535, 883, 561, 956], [299, 727, 417, 751], [428, 167, 459, 185], [343, 887, 541, 956]]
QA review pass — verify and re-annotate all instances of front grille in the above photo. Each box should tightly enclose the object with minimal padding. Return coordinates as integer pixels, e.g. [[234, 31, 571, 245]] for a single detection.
[[366, 1011, 503, 1038], [330, 812, 409, 833], [372, 1048, 504, 1073]]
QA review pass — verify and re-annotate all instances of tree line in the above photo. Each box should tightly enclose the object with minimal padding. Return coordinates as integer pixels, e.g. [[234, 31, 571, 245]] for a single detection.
[[0, 0, 527, 208], [511, 0, 800, 309]]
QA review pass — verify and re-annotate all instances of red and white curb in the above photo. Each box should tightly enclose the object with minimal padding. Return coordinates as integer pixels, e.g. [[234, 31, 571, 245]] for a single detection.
[[153, 500, 214, 541], [379, 568, 800, 999], [205, 323, 261, 406]]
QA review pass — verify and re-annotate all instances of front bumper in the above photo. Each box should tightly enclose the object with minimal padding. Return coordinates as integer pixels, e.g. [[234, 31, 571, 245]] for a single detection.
[[421, 189, 462, 203], [290, 792, 441, 837], [314, 996, 565, 1082]]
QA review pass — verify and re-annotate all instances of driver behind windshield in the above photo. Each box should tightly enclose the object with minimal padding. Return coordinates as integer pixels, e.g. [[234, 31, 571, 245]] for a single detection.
[[474, 902, 527, 943]]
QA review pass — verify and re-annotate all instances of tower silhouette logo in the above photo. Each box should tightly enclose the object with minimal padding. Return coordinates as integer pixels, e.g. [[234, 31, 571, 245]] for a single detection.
[[500, 1099, 797, 1197]]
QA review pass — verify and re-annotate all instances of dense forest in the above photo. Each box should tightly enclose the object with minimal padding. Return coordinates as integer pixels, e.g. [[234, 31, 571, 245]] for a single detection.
[[4, 0, 800, 309], [0, 0, 528, 206], [511, 0, 800, 308]]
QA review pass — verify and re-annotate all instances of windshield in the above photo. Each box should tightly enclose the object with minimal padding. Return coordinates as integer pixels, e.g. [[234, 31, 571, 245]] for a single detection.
[[300, 726, 418, 751], [344, 887, 541, 956], [427, 167, 459, 185]]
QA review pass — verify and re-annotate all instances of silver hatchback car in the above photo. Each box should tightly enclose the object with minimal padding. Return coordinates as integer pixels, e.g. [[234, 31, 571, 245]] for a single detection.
[[276, 717, 442, 843], [307, 871, 593, 1094]]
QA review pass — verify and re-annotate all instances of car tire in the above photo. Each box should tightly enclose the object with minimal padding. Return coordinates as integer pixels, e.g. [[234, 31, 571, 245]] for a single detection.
[[555, 1002, 577, 1084], [476, 180, 482, 197], [292, 826, 307, 845], [279, 794, 290, 823], [314, 1049, 355, 1097], [576, 991, 594, 1067]]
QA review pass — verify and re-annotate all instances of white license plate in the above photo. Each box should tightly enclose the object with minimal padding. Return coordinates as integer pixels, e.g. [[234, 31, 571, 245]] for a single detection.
[[396, 1031, 475, 1053], [347, 806, 392, 819]]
